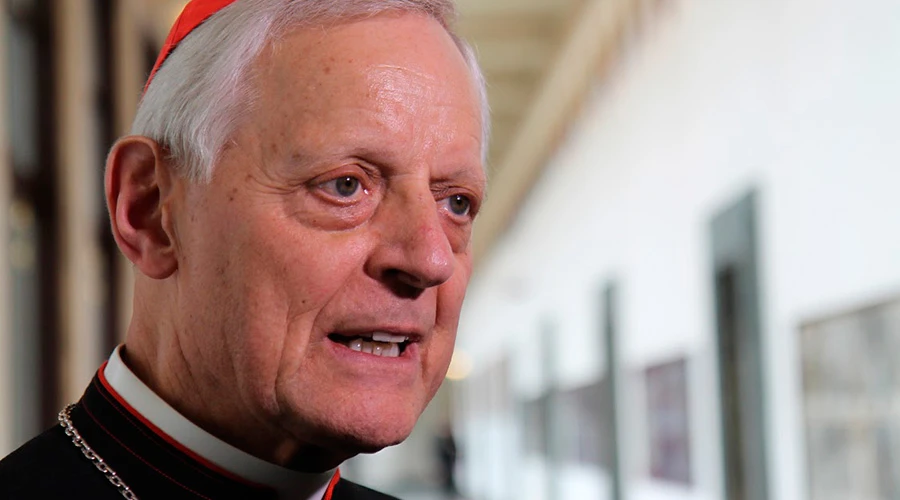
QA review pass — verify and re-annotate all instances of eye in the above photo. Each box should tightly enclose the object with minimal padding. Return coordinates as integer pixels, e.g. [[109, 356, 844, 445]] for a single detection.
[[446, 194, 471, 217], [331, 176, 361, 197]]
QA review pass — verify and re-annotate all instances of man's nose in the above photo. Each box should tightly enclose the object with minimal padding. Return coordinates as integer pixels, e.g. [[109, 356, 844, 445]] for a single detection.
[[366, 191, 455, 294]]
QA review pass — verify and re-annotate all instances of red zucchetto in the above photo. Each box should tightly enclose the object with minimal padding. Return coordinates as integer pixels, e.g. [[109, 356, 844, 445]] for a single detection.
[[145, 0, 238, 92]]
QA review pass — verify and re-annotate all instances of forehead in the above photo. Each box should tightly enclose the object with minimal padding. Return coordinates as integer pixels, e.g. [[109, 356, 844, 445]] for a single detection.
[[246, 13, 483, 163]]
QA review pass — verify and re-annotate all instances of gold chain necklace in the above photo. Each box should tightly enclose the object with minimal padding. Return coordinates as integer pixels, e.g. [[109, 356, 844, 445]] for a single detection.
[[58, 404, 139, 499]]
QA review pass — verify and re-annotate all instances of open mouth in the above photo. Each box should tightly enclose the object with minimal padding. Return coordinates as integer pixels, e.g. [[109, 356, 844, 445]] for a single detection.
[[327, 332, 412, 358]]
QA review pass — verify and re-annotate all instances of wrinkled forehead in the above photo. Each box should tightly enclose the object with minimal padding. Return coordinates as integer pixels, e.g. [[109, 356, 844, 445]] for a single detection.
[[249, 14, 484, 153], [260, 13, 477, 97]]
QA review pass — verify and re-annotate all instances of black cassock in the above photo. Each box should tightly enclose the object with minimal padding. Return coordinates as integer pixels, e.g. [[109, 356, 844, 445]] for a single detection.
[[0, 373, 397, 500]]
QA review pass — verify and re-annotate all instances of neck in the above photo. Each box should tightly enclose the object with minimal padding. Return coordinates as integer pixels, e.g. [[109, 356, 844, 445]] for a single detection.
[[122, 311, 351, 471], [97, 346, 339, 499]]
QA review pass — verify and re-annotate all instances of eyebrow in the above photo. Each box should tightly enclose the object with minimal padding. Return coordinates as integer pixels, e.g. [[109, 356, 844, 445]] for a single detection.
[[350, 145, 482, 177], [430, 169, 487, 193]]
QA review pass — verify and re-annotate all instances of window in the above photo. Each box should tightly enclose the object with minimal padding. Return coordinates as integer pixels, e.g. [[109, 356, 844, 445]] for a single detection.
[[801, 298, 900, 500]]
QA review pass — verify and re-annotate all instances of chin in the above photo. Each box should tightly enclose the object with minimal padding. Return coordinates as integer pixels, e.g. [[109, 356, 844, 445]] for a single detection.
[[283, 392, 425, 459], [334, 428, 409, 456], [330, 404, 420, 453], [285, 417, 413, 470], [278, 409, 418, 471]]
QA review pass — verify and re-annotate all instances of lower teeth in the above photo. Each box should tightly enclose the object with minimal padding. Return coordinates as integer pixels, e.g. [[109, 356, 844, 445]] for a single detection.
[[348, 338, 401, 357]]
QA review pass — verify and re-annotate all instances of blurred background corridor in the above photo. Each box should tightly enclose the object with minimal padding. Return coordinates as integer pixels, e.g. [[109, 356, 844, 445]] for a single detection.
[[2, 0, 900, 499]]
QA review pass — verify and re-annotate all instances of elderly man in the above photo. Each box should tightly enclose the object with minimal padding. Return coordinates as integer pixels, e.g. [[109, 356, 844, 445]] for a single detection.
[[0, 0, 486, 498]]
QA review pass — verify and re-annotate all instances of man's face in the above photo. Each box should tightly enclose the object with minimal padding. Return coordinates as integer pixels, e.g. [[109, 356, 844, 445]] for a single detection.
[[169, 12, 484, 462]]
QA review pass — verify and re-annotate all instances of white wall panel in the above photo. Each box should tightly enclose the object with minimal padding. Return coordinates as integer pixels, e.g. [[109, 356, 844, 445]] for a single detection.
[[458, 0, 900, 499]]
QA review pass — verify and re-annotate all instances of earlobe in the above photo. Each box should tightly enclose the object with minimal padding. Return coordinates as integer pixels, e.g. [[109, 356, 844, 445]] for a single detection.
[[105, 136, 179, 279]]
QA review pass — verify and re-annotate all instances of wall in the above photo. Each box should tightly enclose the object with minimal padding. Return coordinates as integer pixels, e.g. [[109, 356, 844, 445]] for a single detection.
[[457, 0, 900, 499], [56, 0, 107, 407], [0, 6, 13, 457], [0, 0, 150, 456]]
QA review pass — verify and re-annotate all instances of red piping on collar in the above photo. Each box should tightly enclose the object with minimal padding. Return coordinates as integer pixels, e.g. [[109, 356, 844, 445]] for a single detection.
[[324, 469, 341, 500], [97, 361, 267, 489]]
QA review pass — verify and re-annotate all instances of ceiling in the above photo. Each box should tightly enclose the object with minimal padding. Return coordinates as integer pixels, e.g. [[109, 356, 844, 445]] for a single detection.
[[454, 0, 587, 167]]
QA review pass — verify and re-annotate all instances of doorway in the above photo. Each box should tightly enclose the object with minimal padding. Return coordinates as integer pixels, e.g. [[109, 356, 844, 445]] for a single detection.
[[710, 192, 769, 500]]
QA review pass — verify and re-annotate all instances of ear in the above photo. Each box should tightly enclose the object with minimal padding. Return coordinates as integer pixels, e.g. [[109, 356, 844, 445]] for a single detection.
[[105, 136, 179, 279]]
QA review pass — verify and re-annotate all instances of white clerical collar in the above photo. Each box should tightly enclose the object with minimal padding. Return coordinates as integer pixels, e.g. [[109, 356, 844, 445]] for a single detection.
[[103, 345, 335, 500]]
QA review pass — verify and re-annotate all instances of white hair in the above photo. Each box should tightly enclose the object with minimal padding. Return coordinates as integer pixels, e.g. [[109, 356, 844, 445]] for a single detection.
[[130, 0, 490, 181]]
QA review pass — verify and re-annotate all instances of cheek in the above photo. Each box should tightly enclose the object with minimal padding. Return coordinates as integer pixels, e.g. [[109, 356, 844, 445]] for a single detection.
[[429, 270, 470, 379], [434, 258, 472, 329], [232, 222, 372, 361]]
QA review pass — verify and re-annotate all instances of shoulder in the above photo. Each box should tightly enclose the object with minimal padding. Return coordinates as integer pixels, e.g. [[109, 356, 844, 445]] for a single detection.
[[332, 478, 402, 500], [0, 426, 119, 498]]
